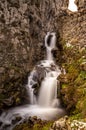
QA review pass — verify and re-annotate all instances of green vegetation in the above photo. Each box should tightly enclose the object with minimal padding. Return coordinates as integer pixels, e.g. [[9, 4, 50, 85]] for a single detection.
[[13, 120, 53, 130], [60, 39, 86, 120]]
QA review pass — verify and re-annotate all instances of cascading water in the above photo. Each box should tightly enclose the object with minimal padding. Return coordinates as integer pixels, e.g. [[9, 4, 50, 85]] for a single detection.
[[38, 32, 60, 107], [68, 0, 78, 12], [0, 32, 65, 130], [45, 32, 56, 60]]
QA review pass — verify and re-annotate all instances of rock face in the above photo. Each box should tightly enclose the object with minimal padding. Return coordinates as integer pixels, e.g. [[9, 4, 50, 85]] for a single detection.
[[62, 7, 86, 47], [59, 0, 86, 119], [0, 0, 86, 119]]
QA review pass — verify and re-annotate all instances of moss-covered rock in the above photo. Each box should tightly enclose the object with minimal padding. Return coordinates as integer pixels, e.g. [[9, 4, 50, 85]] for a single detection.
[[60, 38, 86, 120], [0, 70, 28, 110], [13, 116, 53, 130]]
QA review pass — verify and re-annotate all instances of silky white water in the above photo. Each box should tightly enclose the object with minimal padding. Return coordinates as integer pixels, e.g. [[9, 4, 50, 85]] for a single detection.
[[45, 32, 56, 60], [68, 0, 78, 12], [0, 32, 65, 130]]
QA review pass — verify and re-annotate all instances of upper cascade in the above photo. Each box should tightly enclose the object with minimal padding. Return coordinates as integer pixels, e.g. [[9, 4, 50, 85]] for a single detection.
[[68, 0, 78, 12], [28, 32, 60, 106], [45, 32, 56, 61]]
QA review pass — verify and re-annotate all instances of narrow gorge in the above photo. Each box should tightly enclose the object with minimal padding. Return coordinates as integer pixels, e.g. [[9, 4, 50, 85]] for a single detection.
[[0, 32, 66, 130], [0, 0, 86, 130]]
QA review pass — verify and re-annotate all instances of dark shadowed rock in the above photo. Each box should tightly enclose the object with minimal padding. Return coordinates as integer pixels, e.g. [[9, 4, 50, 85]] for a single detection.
[[0, 121, 2, 126], [51, 48, 59, 58], [12, 116, 22, 124], [32, 83, 38, 88], [3, 97, 14, 106]]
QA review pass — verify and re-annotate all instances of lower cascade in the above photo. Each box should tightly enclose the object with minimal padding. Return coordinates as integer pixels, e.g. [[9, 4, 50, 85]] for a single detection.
[[0, 32, 65, 130]]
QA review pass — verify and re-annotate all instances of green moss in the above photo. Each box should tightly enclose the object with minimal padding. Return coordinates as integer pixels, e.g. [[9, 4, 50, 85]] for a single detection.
[[62, 84, 68, 89], [60, 38, 86, 119], [70, 113, 82, 121], [33, 121, 52, 130], [13, 121, 53, 130], [16, 98, 21, 104], [61, 39, 66, 46], [80, 71, 86, 80], [78, 58, 86, 64], [74, 71, 86, 87], [42, 122, 53, 130], [13, 123, 31, 130], [74, 76, 84, 86], [76, 98, 86, 115], [33, 124, 40, 130]]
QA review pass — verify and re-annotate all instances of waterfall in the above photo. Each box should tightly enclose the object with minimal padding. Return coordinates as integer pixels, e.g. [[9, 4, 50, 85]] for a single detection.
[[38, 77, 57, 107], [68, 0, 78, 12], [0, 32, 65, 130], [27, 70, 37, 104], [37, 32, 61, 107], [45, 32, 56, 60], [28, 32, 61, 108]]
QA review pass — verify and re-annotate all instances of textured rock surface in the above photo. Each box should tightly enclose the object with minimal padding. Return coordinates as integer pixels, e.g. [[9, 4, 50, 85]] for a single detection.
[[50, 116, 86, 130], [50, 116, 69, 130], [13, 116, 86, 130], [59, 0, 86, 119]]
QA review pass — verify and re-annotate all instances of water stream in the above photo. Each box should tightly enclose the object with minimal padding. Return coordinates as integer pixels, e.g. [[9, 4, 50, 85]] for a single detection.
[[0, 32, 65, 130], [68, 0, 78, 12]]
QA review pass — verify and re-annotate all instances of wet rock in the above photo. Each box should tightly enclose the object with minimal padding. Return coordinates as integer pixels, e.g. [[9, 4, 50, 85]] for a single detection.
[[51, 48, 58, 58], [0, 110, 3, 115], [32, 116, 37, 121], [28, 116, 42, 126], [36, 66, 45, 82], [32, 83, 38, 88], [33, 88, 39, 95], [3, 123, 11, 129], [50, 63, 57, 71], [28, 116, 35, 126], [0, 121, 2, 126], [32, 72, 38, 82], [3, 97, 14, 106], [12, 116, 22, 124], [47, 34, 53, 46]]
